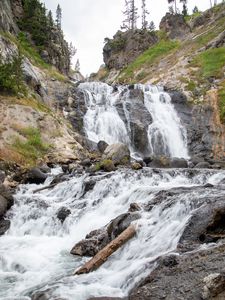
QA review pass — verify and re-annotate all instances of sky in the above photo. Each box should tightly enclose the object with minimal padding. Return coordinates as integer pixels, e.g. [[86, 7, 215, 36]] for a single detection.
[[42, 0, 222, 75]]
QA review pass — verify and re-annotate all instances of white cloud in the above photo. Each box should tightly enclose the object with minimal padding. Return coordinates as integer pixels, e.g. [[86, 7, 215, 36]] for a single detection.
[[42, 0, 222, 75]]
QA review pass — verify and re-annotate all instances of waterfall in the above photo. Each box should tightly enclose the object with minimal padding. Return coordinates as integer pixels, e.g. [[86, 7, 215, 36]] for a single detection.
[[0, 168, 225, 299], [79, 82, 189, 158]]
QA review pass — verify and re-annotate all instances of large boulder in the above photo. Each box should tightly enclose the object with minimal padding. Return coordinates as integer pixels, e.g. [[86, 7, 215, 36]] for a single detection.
[[103, 143, 130, 165], [0, 219, 10, 235]]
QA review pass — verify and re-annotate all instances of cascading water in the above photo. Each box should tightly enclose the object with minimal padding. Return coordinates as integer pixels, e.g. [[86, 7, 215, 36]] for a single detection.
[[79, 82, 189, 158], [1, 168, 225, 299]]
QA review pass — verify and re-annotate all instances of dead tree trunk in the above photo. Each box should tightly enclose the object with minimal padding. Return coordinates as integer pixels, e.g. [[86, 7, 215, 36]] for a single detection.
[[74, 224, 136, 275]]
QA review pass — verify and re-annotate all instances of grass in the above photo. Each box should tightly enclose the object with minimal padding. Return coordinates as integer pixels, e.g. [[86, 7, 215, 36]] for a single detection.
[[119, 40, 180, 82], [12, 126, 50, 166], [192, 47, 225, 79], [218, 81, 225, 124]]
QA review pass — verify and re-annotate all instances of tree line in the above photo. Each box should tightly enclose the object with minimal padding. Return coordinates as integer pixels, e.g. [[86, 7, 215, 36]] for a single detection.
[[121, 0, 220, 32]]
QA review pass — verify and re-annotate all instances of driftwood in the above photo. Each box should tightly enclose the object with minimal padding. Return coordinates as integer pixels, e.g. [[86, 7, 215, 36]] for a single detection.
[[33, 183, 58, 193], [74, 224, 136, 275]]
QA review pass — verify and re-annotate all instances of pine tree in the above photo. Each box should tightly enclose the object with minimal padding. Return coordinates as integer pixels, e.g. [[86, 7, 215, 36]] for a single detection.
[[168, 0, 177, 14], [121, 0, 131, 30], [75, 59, 80, 72], [149, 21, 155, 31], [69, 42, 77, 59], [192, 6, 199, 13], [47, 10, 54, 28], [130, 0, 139, 31], [56, 4, 62, 30], [180, 0, 188, 16], [141, 0, 149, 30]]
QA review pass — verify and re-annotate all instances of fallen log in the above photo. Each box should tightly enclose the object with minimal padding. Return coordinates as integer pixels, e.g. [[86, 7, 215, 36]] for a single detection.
[[33, 183, 58, 193], [74, 224, 136, 275]]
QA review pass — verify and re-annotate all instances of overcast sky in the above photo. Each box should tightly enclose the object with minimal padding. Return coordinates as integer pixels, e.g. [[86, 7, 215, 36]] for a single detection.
[[42, 0, 222, 75]]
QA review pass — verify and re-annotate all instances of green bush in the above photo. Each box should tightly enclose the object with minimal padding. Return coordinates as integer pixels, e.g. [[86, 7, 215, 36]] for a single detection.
[[0, 52, 26, 95], [218, 83, 225, 124]]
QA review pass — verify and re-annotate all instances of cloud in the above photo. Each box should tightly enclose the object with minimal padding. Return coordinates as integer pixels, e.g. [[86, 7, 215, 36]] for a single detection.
[[42, 0, 221, 75]]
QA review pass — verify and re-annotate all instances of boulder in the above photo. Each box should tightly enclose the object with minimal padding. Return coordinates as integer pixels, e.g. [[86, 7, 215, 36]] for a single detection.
[[0, 170, 6, 183], [0, 195, 8, 218], [0, 184, 14, 210], [170, 158, 188, 168], [24, 168, 47, 184], [202, 272, 225, 299], [97, 140, 109, 153], [103, 143, 130, 165], [56, 207, 71, 223], [148, 156, 170, 168], [195, 162, 211, 169], [0, 219, 10, 235], [131, 163, 143, 170]]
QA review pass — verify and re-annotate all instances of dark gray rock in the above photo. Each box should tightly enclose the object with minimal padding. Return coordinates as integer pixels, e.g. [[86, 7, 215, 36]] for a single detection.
[[24, 168, 47, 184], [57, 207, 71, 223], [195, 162, 211, 169], [0, 219, 10, 235], [0, 170, 6, 183], [0, 195, 8, 218], [97, 141, 109, 153], [148, 156, 170, 168], [170, 158, 188, 168], [0, 184, 14, 211]]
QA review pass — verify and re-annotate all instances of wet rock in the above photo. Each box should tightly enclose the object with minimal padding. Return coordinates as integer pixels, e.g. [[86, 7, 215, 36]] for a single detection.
[[38, 165, 51, 174], [70, 228, 109, 257], [107, 212, 141, 239], [83, 179, 96, 195], [195, 162, 211, 169], [128, 203, 141, 212], [191, 156, 205, 166], [57, 207, 71, 223], [0, 184, 14, 211], [97, 141, 109, 153], [170, 158, 188, 168], [101, 160, 116, 172], [88, 298, 126, 300], [131, 162, 142, 170], [0, 170, 6, 183], [202, 272, 225, 299], [81, 158, 92, 167], [0, 195, 8, 218], [103, 143, 130, 165], [0, 219, 10, 235], [24, 168, 47, 184], [148, 156, 170, 168]]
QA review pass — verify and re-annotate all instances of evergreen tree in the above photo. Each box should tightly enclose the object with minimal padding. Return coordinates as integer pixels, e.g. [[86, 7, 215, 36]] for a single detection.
[[47, 10, 54, 28], [69, 42, 77, 59], [180, 0, 188, 16], [149, 21, 155, 31], [168, 5, 175, 14], [75, 59, 80, 72], [192, 6, 199, 13], [121, 0, 139, 31], [141, 0, 149, 30], [168, 0, 177, 14], [56, 4, 62, 30], [130, 0, 139, 31], [121, 0, 131, 30]]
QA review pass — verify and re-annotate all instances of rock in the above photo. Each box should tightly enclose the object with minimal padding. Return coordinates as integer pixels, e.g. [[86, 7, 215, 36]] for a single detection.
[[97, 140, 109, 153], [38, 164, 51, 174], [128, 203, 141, 212], [195, 162, 211, 169], [0, 219, 10, 235], [0, 195, 8, 218], [100, 160, 116, 172], [88, 298, 126, 300], [202, 272, 225, 299], [103, 29, 158, 70], [170, 158, 188, 168], [0, 0, 19, 34], [191, 156, 205, 166], [83, 179, 96, 195], [131, 163, 143, 170], [159, 13, 190, 40], [148, 156, 170, 168], [24, 168, 47, 184], [56, 207, 71, 223], [0, 170, 6, 183], [70, 228, 109, 257], [0, 184, 14, 210], [103, 143, 130, 165], [107, 212, 141, 240], [81, 158, 92, 167]]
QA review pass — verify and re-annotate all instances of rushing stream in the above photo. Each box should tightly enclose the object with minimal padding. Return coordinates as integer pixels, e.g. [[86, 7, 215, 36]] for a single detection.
[[0, 82, 224, 299]]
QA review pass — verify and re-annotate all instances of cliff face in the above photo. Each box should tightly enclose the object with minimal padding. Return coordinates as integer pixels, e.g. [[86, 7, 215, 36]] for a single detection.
[[0, 0, 87, 167]]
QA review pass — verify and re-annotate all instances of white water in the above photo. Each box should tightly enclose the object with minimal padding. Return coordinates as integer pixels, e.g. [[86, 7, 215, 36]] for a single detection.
[[79, 82, 188, 158], [1, 168, 225, 299]]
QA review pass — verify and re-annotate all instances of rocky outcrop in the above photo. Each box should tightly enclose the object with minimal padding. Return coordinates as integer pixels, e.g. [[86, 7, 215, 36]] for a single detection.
[[0, 0, 20, 34], [103, 143, 130, 165], [103, 30, 158, 70], [159, 13, 191, 40]]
